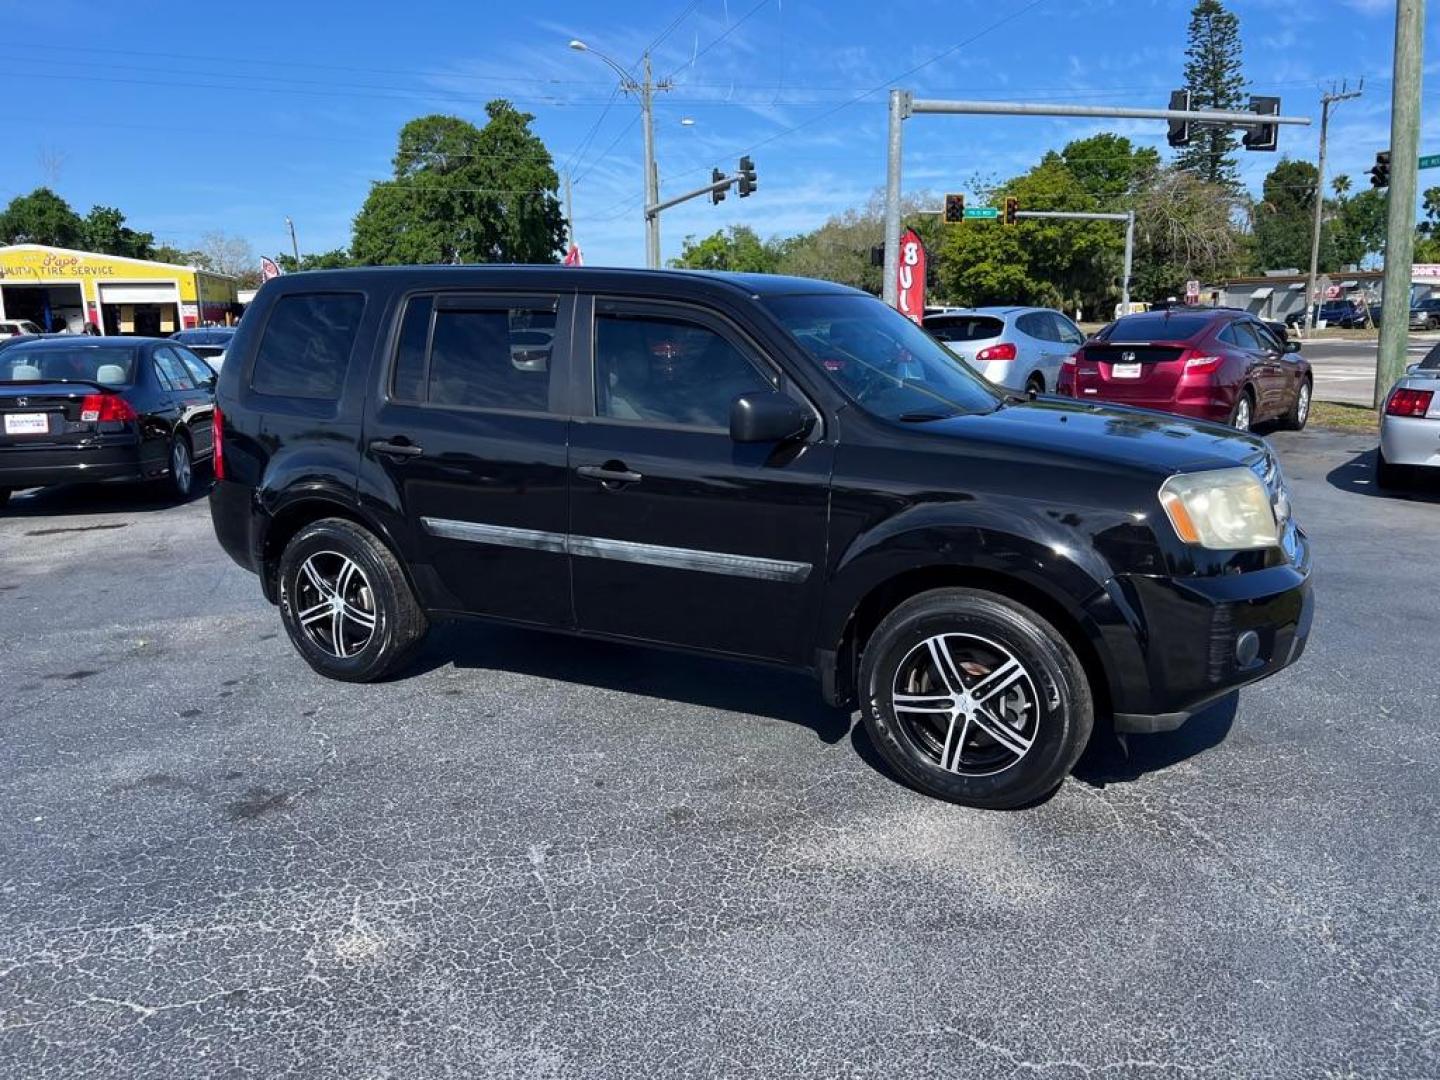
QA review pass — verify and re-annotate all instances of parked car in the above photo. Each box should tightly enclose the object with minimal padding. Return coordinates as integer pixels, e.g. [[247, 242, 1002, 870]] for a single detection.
[[171, 327, 237, 370], [0, 337, 217, 505], [210, 268, 1311, 810], [0, 319, 44, 338], [1408, 298, 1440, 331], [922, 307, 1086, 394], [1378, 341, 1440, 487], [1057, 308, 1312, 432]]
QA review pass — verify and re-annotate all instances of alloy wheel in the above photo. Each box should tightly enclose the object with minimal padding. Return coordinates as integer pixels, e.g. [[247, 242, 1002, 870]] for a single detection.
[[172, 440, 192, 494], [890, 633, 1039, 776], [1296, 383, 1311, 425], [1234, 396, 1252, 431], [293, 551, 377, 658]]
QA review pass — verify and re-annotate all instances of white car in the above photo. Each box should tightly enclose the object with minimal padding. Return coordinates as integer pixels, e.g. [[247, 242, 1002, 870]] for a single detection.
[[0, 319, 44, 338], [923, 307, 1087, 394], [1378, 342, 1440, 487]]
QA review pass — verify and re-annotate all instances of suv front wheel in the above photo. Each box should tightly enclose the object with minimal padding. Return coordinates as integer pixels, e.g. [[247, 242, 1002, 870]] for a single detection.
[[277, 518, 428, 682], [859, 588, 1093, 809]]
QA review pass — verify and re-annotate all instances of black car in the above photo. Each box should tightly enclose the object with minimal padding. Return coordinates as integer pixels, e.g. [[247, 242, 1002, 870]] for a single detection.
[[0, 337, 217, 505], [209, 268, 1313, 809], [1409, 297, 1440, 331], [1287, 299, 1370, 330]]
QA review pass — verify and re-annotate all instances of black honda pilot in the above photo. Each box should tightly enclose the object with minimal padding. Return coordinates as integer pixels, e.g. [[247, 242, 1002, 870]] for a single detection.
[[210, 267, 1313, 809]]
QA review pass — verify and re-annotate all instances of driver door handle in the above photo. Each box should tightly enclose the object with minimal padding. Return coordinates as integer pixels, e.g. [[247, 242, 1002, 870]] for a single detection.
[[370, 439, 425, 459], [577, 464, 643, 485]]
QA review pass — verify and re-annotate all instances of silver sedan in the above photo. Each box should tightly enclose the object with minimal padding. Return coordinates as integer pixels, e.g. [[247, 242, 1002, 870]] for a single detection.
[[923, 306, 1087, 394], [1378, 342, 1440, 487]]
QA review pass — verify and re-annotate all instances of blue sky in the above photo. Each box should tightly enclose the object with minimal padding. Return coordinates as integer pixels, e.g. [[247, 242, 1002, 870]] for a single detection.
[[3, 0, 1436, 268]]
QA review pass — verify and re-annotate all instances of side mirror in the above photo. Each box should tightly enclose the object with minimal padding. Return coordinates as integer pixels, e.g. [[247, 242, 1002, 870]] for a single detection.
[[1406, 363, 1420, 374], [1284, 339, 1301, 354], [730, 390, 812, 444]]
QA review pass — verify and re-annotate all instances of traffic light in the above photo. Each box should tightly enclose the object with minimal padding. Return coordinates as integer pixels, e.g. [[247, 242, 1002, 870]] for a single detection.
[[944, 193, 965, 223], [1243, 95, 1280, 152], [710, 167, 727, 205], [1003, 197, 1019, 226], [1370, 151, 1391, 189], [1167, 89, 1191, 148], [738, 155, 757, 197]]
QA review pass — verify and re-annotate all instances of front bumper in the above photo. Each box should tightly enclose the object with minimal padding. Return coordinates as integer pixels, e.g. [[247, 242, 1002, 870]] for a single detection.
[[0, 439, 152, 489], [1107, 529, 1313, 734]]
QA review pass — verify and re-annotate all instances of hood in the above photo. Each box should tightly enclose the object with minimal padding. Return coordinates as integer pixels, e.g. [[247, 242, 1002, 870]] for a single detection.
[[909, 397, 1268, 476]]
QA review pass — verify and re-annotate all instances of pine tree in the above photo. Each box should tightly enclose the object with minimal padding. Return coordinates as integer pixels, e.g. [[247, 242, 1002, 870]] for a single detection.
[[1175, 0, 1246, 191]]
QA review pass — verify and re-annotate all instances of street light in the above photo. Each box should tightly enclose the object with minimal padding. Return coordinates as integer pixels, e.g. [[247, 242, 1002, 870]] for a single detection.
[[568, 38, 668, 268]]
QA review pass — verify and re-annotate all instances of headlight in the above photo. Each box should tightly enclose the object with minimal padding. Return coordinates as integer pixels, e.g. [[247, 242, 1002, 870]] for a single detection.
[[1158, 468, 1279, 550]]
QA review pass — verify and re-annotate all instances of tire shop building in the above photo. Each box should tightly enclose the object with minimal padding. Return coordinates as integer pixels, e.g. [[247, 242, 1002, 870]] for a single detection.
[[0, 244, 239, 335]]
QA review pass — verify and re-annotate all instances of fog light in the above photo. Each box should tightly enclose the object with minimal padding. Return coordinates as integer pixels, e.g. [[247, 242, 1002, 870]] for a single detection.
[[1235, 630, 1260, 668]]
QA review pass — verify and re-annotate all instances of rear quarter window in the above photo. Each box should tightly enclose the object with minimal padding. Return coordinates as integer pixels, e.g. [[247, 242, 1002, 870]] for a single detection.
[[251, 293, 365, 399]]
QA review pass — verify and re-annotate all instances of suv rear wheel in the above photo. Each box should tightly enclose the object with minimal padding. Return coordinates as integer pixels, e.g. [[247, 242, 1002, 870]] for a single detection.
[[859, 588, 1093, 808], [277, 518, 428, 682]]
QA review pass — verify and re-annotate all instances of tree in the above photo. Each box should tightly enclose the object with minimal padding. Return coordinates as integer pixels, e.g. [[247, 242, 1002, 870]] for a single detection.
[[1176, 0, 1247, 191], [1416, 186, 1440, 263], [670, 226, 783, 273], [1130, 167, 1245, 300], [1332, 188, 1386, 268], [1061, 133, 1160, 200], [351, 103, 566, 265], [194, 230, 257, 279], [276, 248, 353, 272], [79, 205, 155, 259], [1251, 158, 1327, 272], [152, 243, 205, 266], [0, 187, 83, 247], [775, 190, 939, 296]]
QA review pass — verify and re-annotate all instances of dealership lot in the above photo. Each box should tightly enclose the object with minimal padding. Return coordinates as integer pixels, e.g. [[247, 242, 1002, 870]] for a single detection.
[[1, 427, 1437, 1079]]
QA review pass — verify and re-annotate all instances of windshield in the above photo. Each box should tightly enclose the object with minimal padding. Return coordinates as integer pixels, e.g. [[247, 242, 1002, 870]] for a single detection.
[[1, 345, 137, 385], [765, 294, 1003, 420]]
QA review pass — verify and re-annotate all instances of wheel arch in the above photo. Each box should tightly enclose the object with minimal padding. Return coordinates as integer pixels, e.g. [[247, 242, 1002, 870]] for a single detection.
[[258, 493, 417, 606]]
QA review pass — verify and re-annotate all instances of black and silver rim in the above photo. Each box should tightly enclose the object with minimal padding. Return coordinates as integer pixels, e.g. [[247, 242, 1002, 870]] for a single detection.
[[172, 441, 191, 493], [293, 551, 377, 658], [890, 633, 1039, 776], [1296, 383, 1310, 425], [1234, 396, 1252, 431]]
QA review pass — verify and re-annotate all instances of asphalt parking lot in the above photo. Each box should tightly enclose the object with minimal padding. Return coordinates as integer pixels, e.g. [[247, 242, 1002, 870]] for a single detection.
[[2, 426, 1437, 1079]]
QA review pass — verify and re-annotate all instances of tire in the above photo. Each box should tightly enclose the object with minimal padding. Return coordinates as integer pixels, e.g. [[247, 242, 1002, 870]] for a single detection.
[[1376, 448, 1408, 490], [1229, 388, 1255, 432], [168, 434, 194, 500], [276, 518, 428, 683], [0, 487, 10, 509], [1025, 373, 1045, 396], [858, 588, 1094, 809], [1279, 378, 1312, 431]]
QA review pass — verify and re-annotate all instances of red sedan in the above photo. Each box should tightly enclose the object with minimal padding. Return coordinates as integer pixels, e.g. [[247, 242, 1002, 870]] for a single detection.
[[1057, 309, 1312, 432]]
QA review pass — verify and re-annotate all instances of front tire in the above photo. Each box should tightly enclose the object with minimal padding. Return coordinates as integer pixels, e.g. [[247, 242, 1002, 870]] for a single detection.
[[1279, 378, 1311, 430], [277, 518, 428, 682], [859, 588, 1094, 809]]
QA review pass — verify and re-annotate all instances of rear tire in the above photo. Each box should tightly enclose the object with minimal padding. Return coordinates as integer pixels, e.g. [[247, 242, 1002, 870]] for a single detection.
[[1229, 388, 1255, 432], [277, 518, 428, 683], [0, 487, 10, 509], [1279, 378, 1312, 431], [858, 588, 1094, 809], [1025, 373, 1045, 396], [168, 435, 194, 501]]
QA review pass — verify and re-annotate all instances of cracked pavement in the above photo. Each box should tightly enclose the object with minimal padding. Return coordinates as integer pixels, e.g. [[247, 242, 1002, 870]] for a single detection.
[[1, 427, 1437, 1078]]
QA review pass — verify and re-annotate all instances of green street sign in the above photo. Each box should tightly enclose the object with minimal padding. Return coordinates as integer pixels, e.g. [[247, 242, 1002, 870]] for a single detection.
[[1420, 153, 1440, 170], [964, 207, 999, 220]]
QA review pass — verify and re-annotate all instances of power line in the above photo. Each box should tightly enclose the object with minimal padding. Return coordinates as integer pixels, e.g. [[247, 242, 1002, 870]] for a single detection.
[[667, 0, 773, 81]]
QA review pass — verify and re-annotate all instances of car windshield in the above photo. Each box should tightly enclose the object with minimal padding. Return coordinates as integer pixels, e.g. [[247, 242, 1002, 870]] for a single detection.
[[0, 345, 137, 385], [1102, 312, 1211, 340], [765, 294, 1003, 420]]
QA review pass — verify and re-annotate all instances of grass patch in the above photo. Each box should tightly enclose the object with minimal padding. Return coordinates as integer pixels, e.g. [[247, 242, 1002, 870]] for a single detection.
[[1309, 400, 1378, 433]]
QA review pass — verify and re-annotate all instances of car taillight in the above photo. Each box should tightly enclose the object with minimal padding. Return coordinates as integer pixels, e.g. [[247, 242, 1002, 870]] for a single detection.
[[79, 394, 137, 423], [1062, 353, 1079, 367], [975, 342, 1017, 362], [1183, 354, 1223, 374], [212, 405, 225, 480], [1386, 388, 1434, 417]]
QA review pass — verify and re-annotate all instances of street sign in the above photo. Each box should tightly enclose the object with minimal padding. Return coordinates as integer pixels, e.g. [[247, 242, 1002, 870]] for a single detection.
[[964, 207, 998, 220], [1420, 153, 1440, 170]]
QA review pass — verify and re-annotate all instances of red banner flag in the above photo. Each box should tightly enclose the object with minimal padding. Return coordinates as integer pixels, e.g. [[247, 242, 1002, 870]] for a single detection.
[[895, 228, 926, 323], [562, 242, 583, 267], [260, 256, 282, 281]]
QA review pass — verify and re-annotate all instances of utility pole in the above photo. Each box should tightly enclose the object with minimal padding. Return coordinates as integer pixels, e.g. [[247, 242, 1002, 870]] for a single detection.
[[1305, 82, 1364, 332], [1374, 0, 1426, 407], [284, 216, 300, 265]]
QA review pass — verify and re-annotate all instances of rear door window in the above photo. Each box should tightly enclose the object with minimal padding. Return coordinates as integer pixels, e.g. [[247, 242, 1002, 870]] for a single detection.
[[1015, 312, 1052, 340], [251, 293, 365, 400]]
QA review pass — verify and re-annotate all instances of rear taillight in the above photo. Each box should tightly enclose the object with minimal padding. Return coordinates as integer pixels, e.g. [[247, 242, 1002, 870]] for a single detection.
[[1386, 388, 1435, 417], [212, 405, 225, 480], [1183, 354, 1223, 374], [1062, 353, 1079, 367], [79, 394, 137, 423], [975, 342, 1017, 362]]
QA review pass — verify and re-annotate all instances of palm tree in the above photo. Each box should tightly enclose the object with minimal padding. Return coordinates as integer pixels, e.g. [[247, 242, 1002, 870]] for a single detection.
[[1332, 174, 1352, 198]]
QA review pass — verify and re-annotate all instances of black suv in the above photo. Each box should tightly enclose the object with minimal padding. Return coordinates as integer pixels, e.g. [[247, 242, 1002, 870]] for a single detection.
[[210, 268, 1313, 808]]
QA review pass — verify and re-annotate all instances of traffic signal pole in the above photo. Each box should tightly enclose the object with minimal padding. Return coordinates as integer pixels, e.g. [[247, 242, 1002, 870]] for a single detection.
[[1374, 0, 1427, 408], [882, 93, 1311, 307]]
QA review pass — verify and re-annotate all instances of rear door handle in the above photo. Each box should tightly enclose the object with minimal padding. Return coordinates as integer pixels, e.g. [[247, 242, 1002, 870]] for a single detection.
[[370, 439, 424, 459], [577, 464, 643, 485]]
